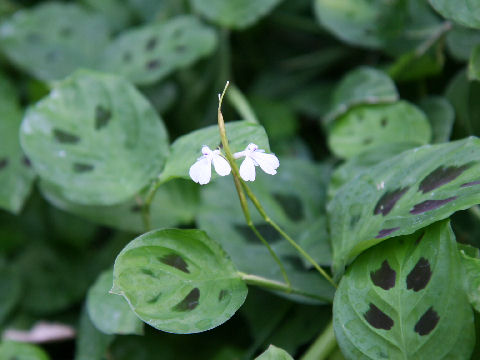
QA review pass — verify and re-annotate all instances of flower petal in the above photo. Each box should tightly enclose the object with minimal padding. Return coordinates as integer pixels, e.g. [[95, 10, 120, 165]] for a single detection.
[[233, 151, 245, 159], [212, 154, 231, 176], [239, 156, 256, 181], [250, 152, 279, 175], [189, 157, 212, 185]]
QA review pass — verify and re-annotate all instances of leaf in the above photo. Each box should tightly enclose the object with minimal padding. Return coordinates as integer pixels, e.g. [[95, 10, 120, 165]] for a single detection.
[[20, 70, 169, 206], [75, 306, 114, 360], [111, 229, 248, 334], [446, 25, 480, 61], [419, 96, 454, 143], [459, 250, 480, 312], [468, 44, 480, 80], [40, 178, 198, 233], [333, 221, 475, 360], [325, 67, 398, 124], [190, 0, 283, 29], [87, 269, 143, 335], [0, 2, 110, 81], [0, 263, 21, 325], [0, 73, 35, 214], [81, 0, 132, 32], [328, 136, 480, 276], [328, 101, 431, 159], [255, 345, 293, 360], [100, 16, 217, 86], [0, 341, 50, 360], [161, 120, 270, 182], [428, 0, 480, 29]]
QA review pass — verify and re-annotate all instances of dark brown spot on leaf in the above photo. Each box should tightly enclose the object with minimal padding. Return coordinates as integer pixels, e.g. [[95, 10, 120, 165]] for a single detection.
[[376, 227, 400, 238], [146, 37, 157, 51], [234, 224, 281, 244], [94, 105, 111, 130], [53, 129, 79, 144], [406, 257, 431, 291], [409, 197, 456, 214], [159, 254, 189, 273], [419, 164, 471, 193], [173, 288, 200, 311], [22, 156, 31, 167], [461, 180, 480, 188], [364, 303, 394, 330], [146, 59, 161, 70], [381, 117, 387, 127], [273, 193, 304, 221], [130, 204, 142, 213], [374, 187, 409, 216], [414, 307, 439, 335], [218, 289, 228, 301], [73, 163, 94, 173], [0, 158, 8, 170], [370, 260, 396, 290]]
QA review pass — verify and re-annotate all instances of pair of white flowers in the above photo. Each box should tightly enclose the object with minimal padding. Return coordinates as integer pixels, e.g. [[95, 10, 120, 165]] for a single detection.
[[189, 143, 280, 185]]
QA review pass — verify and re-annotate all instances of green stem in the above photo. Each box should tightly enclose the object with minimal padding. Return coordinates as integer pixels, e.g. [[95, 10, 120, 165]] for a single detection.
[[300, 320, 337, 360], [238, 272, 328, 302], [240, 181, 337, 289], [227, 84, 259, 124], [141, 176, 165, 231], [218, 83, 290, 287]]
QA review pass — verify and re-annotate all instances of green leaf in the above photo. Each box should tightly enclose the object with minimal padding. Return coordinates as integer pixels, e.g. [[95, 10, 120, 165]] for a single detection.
[[81, 0, 132, 32], [20, 70, 169, 206], [87, 269, 143, 335], [75, 306, 114, 360], [333, 221, 475, 360], [255, 345, 293, 360], [161, 120, 270, 182], [0, 263, 21, 325], [328, 101, 431, 159], [190, 0, 283, 29], [468, 44, 480, 80], [0, 341, 50, 360], [325, 67, 398, 124], [428, 0, 480, 29], [112, 229, 248, 334], [459, 250, 480, 312], [40, 179, 198, 233], [0, 73, 35, 214], [0, 2, 110, 81], [100, 16, 217, 86], [328, 136, 480, 276], [446, 25, 480, 61], [419, 97, 454, 143]]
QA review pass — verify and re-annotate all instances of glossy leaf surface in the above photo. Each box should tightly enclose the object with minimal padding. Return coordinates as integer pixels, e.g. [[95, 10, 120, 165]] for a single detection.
[[429, 0, 480, 29]]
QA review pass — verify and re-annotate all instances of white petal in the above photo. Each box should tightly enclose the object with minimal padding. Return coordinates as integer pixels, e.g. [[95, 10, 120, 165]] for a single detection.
[[250, 152, 279, 175], [233, 151, 245, 159], [239, 156, 256, 181], [189, 157, 212, 185], [212, 154, 231, 176]]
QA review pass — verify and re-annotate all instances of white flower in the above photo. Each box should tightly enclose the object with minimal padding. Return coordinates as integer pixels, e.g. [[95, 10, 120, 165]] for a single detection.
[[189, 145, 231, 185], [234, 143, 280, 181]]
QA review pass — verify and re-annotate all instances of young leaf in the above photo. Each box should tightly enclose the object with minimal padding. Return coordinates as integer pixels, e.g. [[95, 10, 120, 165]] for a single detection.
[[428, 0, 480, 29], [328, 101, 431, 159], [419, 97, 454, 143], [446, 25, 480, 61], [161, 121, 270, 183], [255, 345, 293, 360], [75, 306, 114, 360], [0, 2, 110, 81], [0, 73, 35, 214], [328, 136, 480, 276], [112, 229, 248, 334], [334, 221, 475, 360], [459, 250, 480, 312], [20, 70, 169, 206], [0, 341, 50, 360], [87, 269, 143, 335], [100, 16, 217, 86], [190, 0, 283, 29], [325, 67, 398, 124]]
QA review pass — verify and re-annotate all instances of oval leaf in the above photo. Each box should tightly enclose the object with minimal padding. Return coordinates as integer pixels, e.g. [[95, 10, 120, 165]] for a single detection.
[[112, 229, 248, 334], [429, 0, 480, 29], [334, 221, 475, 360], [255, 345, 293, 360], [101, 16, 217, 85], [419, 96, 454, 143], [0, 341, 50, 360], [329, 136, 480, 276], [20, 70, 169, 206]]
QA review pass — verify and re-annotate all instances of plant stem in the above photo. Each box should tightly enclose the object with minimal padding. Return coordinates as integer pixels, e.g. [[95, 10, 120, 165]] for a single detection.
[[238, 272, 329, 302], [300, 320, 337, 360], [218, 82, 290, 287], [227, 84, 259, 124], [141, 176, 165, 231]]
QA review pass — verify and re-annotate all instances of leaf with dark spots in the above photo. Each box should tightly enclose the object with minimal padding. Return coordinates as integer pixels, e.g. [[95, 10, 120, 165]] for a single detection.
[[374, 187, 409, 216], [22, 156, 31, 167], [146, 37, 158, 51], [218, 289, 228, 301], [409, 197, 457, 214], [53, 129, 80, 144], [381, 117, 388, 127], [94, 105, 111, 130], [234, 224, 281, 244], [364, 303, 394, 330], [0, 158, 8, 170], [375, 227, 400, 239], [146, 59, 161, 70], [406, 257, 431, 291], [173, 288, 200, 311], [273, 193, 304, 221], [370, 260, 396, 290], [461, 180, 480, 187], [419, 164, 471, 194], [141, 268, 155, 277], [414, 307, 439, 336], [159, 254, 190, 273], [73, 163, 94, 173]]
